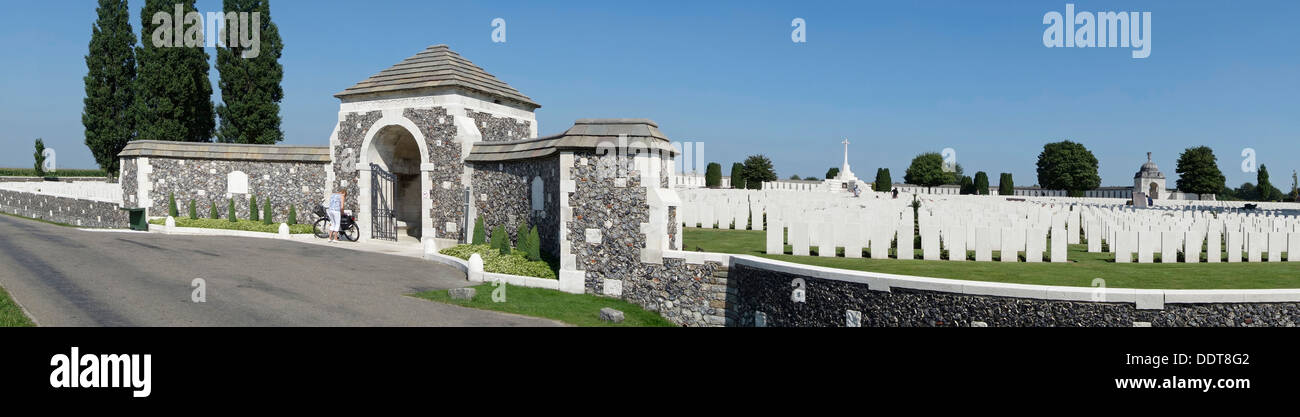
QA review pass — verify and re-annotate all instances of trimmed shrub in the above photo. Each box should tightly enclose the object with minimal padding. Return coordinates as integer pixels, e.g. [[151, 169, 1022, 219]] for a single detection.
[[515, 221, 531, 256], [730, 163, 746, 189], [249, 195, 259, 221], [167, 192, 178, 217], [227, 199, 237, 222], [209, 202, 219, 219], [287, 205, 297, 225], [188, 199, 198, 220], [262, 199, 273, 225], [472, 216, 487, 245], [705, 162, 722, 188], [974, 172, 990, 195], [527, 225, 541, 262], [491, 225, 510, 255]]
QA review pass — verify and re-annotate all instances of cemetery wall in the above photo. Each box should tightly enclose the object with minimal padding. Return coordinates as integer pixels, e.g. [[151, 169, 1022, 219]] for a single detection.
[[468, 155, 561, 259], [565, 149, 730, 327], [0, 188, 128, 228], [140, 157, 328, 224], [724, 256, 1300, 327]]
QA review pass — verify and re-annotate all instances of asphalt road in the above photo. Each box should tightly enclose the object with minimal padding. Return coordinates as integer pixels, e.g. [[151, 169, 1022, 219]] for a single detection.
[[0, 214, 563, 326]]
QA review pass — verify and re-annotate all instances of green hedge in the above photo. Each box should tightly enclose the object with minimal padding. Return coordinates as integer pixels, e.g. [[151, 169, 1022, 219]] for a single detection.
[[150, 217, 313, 234], [439, 244, 557, 279]]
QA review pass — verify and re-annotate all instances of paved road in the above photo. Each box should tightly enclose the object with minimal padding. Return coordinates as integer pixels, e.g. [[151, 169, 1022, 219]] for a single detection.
[[0, 215, 564, 326]]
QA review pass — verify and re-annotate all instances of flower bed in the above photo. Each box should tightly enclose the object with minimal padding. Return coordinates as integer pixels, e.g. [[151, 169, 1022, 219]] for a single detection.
[[439, 244, 558, 279]]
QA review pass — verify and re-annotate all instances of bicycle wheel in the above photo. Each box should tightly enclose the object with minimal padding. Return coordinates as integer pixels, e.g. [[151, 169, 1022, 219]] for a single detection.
[[342, 223, 360, 242], [313, 218, 330, 239]]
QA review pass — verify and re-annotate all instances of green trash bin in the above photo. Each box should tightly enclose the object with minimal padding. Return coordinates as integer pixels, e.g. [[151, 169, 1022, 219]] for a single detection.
[[120, 207, 148, 231]]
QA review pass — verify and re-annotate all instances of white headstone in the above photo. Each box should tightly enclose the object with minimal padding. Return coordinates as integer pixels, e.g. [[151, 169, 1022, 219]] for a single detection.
[[1288, 233, 1300, 262], [1226, 230, 1243, 263], [1114, 230, 1135, 263], [1000, 229, 1018, 263], [1024, 228, 1045, 263], [841, 224, 863, 259], [1268, 232, 1285, 262], [790, 222, 810, 256], [1086, 223, 1101, 253], [1050, 226, 1067, 263], [1161, 232, 1179, 263], [897, 215, 914, 260], [921, 224, 940, 261], [975, 227, 993, 262], [1206, 230, 1222, 263], [946, 227, 967, 261], [1246, 232, 1264, 262], [817, 222, 836, 258], [1183, 231, 1202, 263], [1137, 231, 1157, 263], [766, 224, 785, 255]]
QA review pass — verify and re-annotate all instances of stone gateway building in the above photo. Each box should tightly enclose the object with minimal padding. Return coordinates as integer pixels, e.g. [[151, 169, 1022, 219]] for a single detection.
[[113, 44, 729, 325]]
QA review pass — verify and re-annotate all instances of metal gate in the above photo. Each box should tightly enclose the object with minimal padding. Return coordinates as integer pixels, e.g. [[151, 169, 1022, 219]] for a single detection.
[[371, 163, 397, 241]]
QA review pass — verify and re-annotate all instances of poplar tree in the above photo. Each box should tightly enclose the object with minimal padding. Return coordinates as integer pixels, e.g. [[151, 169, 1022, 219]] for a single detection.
[[134, 0, 215, 142], [216, 0, 285, 144], [82, 0, 137, 178]]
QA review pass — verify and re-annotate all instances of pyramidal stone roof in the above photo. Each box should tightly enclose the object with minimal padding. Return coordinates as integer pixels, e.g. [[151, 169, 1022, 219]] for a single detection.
[[465, 119, 674, 163], [335, 44, 539, 109]]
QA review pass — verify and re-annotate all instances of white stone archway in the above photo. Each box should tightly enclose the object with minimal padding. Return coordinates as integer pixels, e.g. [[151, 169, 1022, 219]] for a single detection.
[[356, 112, 434, 244]]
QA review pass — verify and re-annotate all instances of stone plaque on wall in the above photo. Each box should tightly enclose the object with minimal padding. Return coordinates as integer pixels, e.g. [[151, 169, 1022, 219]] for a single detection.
[[228, 171, 248, 194]]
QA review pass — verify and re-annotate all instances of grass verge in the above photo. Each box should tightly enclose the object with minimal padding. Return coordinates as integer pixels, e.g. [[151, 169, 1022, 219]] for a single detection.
[[411, 283, 675, 327], [0, 210, 79, 228], [150, 217, 313, 234], [684, 227, 1300, 290], [0, 286, 35, 327]]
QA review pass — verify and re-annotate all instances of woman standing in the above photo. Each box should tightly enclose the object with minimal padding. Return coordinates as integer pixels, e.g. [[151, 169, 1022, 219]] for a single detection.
[[325, 190, 346, 242]]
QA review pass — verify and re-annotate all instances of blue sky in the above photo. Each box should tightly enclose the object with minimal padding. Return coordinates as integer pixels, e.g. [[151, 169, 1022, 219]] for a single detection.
[[1, 0, 1296, 188]]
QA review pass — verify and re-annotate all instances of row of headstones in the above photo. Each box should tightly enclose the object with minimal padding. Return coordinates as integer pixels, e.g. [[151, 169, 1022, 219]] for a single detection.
[[1106, 230, 1300, 263], [765, 220, 1070, 263]]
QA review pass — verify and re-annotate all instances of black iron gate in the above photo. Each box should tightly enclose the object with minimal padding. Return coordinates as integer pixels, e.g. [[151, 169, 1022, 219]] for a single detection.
[[371, 163, 397, 241]]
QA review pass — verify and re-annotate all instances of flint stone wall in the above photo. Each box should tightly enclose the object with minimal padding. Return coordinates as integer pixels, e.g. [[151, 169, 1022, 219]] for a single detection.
[[120, 158, 138, 206], [403, 107, 464, 241], [469, 156, 560, 258], [566, 150, 726, 327], [0, 189, 127, 228], [728, 262, 1300, 327], [139, 158, 328, 224], [467, 109, 531, 143], [333, 111, 383, 213]]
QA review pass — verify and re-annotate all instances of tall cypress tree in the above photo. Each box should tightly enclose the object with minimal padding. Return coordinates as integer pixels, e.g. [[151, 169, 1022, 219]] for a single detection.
[[82, 0, 137, 179], [134, 0, 215, 142], [216, 0, 285, 144]]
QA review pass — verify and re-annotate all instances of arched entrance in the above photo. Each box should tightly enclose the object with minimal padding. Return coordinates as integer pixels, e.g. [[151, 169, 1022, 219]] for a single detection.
[[365, 125, 425, 242], [1148, 182, 1159, 200]]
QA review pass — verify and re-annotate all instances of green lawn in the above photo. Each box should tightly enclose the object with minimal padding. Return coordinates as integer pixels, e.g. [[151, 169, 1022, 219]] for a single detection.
[[683, 227, 1300, 290], [150, 217, 314, 234], [0, 286, 35, 327], [411, 283, 676, 327]]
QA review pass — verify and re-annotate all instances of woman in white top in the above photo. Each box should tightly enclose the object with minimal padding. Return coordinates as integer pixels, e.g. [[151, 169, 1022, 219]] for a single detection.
[[325, 190, 346, 242]]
